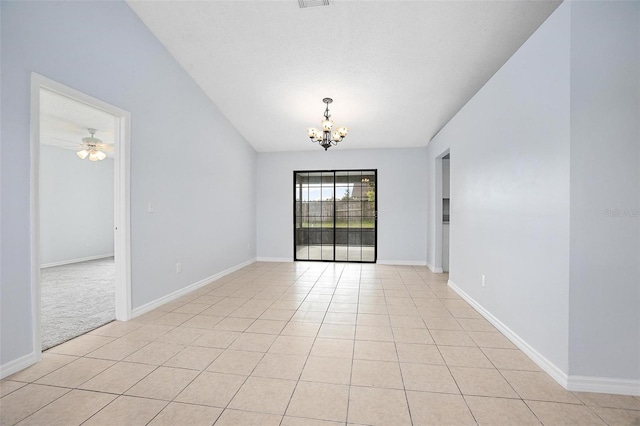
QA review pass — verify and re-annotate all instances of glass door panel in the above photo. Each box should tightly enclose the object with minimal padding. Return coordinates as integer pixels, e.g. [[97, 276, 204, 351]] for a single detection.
[[320, 172, 334, 261], [295, 172, 309, 260], [360, 171, 376, 262], [294, 170, 376, 263], [333, 171, 348, 261]]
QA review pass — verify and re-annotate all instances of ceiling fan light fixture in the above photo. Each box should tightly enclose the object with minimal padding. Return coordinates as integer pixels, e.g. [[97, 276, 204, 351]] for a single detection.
[[82, 136, 99, 145], [82, 128, 101, 145], [77, 128, 108, 161]]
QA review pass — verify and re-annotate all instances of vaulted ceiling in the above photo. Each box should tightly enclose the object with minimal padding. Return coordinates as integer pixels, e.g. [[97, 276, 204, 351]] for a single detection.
[[126, 0, 561, 152]]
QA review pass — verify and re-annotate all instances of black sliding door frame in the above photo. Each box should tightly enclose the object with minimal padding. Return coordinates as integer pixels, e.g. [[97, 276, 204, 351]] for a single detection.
[[293, 169, 377, 263]]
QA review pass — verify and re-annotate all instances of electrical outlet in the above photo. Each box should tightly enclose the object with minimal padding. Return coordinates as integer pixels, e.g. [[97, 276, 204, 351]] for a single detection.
[[176, 262, 182, 274], [481, 274, 486, 287]]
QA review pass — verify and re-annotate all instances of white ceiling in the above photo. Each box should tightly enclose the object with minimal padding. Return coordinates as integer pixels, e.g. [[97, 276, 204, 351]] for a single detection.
[[127, 0, 560, 153], [40, 88, 116, 155]]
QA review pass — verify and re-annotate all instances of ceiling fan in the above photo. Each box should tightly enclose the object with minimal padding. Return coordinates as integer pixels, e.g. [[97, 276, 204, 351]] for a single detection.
[[75, 128, 112, 161]]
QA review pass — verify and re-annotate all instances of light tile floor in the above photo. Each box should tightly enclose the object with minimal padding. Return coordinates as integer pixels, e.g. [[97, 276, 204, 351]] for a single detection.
[[2, 262, 639, 425]]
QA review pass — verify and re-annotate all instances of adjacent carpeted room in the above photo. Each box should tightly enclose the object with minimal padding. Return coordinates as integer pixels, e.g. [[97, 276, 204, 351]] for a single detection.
[[40, 257, 115, 350]]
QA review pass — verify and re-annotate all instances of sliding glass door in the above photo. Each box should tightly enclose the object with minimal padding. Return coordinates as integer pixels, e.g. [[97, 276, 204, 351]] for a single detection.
[[294, 170, 377, 263]]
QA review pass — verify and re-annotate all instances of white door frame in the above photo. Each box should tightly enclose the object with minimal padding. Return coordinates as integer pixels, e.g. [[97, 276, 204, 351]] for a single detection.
[[30, 73, 131, 358], [432, 148, 450, 273]]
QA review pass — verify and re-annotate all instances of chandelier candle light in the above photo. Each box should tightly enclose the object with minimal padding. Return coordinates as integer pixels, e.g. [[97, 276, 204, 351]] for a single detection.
[[307, 98, 349, 150]]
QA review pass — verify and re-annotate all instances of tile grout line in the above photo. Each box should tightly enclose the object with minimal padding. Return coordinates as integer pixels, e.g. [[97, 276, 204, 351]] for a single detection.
[[426, 287, 483, 425], [5, 384, 73, 425], [344, 263, 364, 426], [208, 266, 308, 423], [276, 263, 327, 425], [387, 267, 417, 426], [477, 338, 546, 425], [76, 335, 179, 426], [420, 272, 480, 419]]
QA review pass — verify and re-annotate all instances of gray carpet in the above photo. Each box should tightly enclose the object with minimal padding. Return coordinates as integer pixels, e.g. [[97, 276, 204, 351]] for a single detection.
[[41, 257, 115, 350]]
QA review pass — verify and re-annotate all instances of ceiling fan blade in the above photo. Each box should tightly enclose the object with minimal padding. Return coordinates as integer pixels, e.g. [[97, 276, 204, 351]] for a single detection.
[[96, 144, 115, 152], [47, 137, 79, 147]]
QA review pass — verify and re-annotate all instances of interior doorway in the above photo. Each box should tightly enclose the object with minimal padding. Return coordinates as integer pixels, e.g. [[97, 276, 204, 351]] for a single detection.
[[39, 88, 118, 349], [30, 74, 131, 356], [432, 148, 450, 273], [442, 154, 450, 272], [294, 170, 377, 263]]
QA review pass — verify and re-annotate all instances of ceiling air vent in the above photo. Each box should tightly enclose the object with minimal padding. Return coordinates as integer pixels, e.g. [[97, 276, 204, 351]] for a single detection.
[[298, 0, 330, 9]]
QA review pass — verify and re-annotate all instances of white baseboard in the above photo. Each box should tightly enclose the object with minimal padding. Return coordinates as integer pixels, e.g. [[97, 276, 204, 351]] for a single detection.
[[2, 258, 256, 380], [377, 260, 427, 266], [447, 279, 569, 388], [41, 253, 114, 269], [131, 258, 256, 318], [448, 279, 640, 396], [426, 261, 443, 273], [567, 376, 640, 396], [256, 257, 293, 262], [0, 351, 41, 380], [257, 257, 427, 266]]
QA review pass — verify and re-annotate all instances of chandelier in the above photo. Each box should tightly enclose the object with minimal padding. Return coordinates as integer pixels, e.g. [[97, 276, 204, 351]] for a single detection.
[[307, 98, 349, 150], [77, 128, 107, 161]]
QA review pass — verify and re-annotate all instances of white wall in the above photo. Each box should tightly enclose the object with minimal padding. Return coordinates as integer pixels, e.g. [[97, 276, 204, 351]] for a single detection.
[[40, 145, 114, 266], [257, 148, 428, 264], [428, 0, 640, 391], [568, 1, 640, 382], [1, 1, 256, 369], [427, 4, 571, 373]]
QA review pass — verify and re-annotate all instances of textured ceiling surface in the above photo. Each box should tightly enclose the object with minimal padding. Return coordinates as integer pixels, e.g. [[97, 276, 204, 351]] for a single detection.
[[127, 0, 560, 152], [40, 89, 116, 154]]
